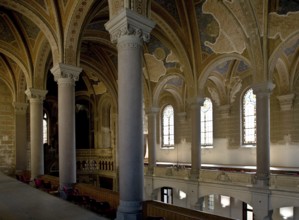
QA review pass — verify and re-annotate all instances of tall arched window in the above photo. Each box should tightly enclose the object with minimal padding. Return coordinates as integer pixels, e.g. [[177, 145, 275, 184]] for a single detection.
[[162, 105, 174, 148], [242, 88, 256, 145], [43, 112, 48, 144], [201, 98, 213, 147]]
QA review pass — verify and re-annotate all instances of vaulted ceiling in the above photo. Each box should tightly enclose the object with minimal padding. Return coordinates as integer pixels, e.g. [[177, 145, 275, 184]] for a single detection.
[[0, 0, 298, 108]]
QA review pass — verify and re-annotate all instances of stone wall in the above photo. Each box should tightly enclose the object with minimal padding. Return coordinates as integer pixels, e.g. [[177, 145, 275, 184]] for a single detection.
[[0, 81, 15, 175]]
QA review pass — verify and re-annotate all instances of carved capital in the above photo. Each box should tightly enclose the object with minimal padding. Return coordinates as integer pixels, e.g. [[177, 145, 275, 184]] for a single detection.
[[50, 63, 82, 84], [252, 81, 275, 96], [145, 107, 160, 115], [25, 88, 47, 102], [105, 8, 155, 44], [13, 102, 28, 114], [189, 97, 205, 109]]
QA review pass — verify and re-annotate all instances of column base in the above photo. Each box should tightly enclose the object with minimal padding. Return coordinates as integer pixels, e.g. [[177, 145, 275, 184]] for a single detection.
[[254, 174, 270, 188], [116, 210, 143, 220], [146, 166, 155, 175], [116, 200, 143, 220], [189, 169, 199, 180]]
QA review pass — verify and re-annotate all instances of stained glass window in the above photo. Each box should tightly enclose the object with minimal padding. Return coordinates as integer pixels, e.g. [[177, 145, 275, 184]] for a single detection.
[[242, 89, 256, 145], [201, 98, 213, 147], [162, 105, 174, 147]]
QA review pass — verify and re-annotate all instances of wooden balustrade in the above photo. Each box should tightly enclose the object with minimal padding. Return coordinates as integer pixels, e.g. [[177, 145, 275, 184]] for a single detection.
[[40, 175, 60, 188], [39, 175, 238, 219], [143, 200, 235, 220], [39, 175, 119, 210], [74, 183, 119, 210]]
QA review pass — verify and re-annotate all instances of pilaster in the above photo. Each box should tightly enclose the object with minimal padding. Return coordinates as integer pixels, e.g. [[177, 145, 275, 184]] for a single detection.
[[13, 102, 28, 171]]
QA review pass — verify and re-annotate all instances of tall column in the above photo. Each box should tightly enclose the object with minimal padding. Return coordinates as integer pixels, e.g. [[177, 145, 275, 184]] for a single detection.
[[13, 102, 28, 171], [252, 82, 274, 187], [25, 89, 47, 179], [146, 107, 159, 175], [105, 9, 155, 220], [51, 63, 82, 188], [190, 98, 204, 180]]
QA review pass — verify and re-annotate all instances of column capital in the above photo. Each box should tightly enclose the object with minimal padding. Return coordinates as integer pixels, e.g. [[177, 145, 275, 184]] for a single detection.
[[252, 81, 275, 95], [25, 88, 47, 101], [50, 63, 82, 83], [105, 8, 155, 44], [189, 97, 205, 109], [145, 107, 160, 115], [13, 102, 28, 114]]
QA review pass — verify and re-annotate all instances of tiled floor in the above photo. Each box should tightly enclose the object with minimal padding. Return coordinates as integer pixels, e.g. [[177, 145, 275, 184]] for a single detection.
[[0, 172, 108, 220]]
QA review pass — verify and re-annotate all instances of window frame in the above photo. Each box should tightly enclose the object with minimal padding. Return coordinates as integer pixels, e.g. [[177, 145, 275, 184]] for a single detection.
[[161, 187, 173, 204], [201, 98, 213, 148], [161, 104, 175, 149], [242, 88, 256, 147]]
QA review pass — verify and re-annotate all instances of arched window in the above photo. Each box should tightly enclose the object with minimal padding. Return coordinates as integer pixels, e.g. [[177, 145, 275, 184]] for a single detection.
[[201, 98, 213, 147], [43, 112, 48, 144], [242, 88, 256, 145], [162, 105, 174, 148]]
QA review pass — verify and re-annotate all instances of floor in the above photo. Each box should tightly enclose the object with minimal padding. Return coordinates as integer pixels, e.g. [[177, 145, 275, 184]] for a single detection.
[[0, 172, 109, 220]]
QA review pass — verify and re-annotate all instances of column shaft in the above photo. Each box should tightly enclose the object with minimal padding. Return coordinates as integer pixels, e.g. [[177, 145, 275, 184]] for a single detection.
[[25, 89, 47, 179], [118, 34, 143, 202], [190, 99, 204, 179], [59, 78, 76, 186], [51, 63, 81, 188], [146, 108, 159, 175], [105, 8, 155, 220], [253, 82, 274, 186]]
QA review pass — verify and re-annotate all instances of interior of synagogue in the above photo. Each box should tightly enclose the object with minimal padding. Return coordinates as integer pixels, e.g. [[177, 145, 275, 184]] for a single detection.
[[0, 0, 299, 219]]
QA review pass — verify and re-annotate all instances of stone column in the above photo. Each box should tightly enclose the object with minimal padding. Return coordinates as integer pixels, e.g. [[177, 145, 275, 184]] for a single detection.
[[252, 82, 274, 187], [146, 107, 159, 175], [25, 89, 47, 179], [105, 9, 155, 220], [190, 98, 205, 180], [51, 63, 82, 188], [13, 102, 28, 172]]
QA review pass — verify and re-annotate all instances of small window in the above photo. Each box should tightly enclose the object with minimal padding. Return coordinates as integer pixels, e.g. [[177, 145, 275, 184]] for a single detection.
[[43, 112, 48, 144], [243, 202, 254, 220], [208, 194, 214, 210], [162, 105, 174, 148], [242, 89, 256, 146], [201, 98, 213, 147], [161, 187, 173, 204]]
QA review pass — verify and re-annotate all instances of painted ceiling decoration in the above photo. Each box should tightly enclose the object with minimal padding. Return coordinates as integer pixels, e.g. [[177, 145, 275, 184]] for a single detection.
[[0, 0, 298, 107]]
